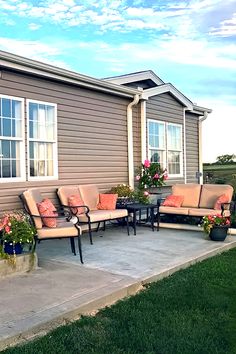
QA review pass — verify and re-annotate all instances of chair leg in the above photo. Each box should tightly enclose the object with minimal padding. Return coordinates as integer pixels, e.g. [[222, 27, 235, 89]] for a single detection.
[[96, 222, 100, 232], [88, 218, 93, 245], [126, 216, 130, 236], [103, 221, 106, 231], [70, 237, 76, 255], [78, 235, 84, 264]]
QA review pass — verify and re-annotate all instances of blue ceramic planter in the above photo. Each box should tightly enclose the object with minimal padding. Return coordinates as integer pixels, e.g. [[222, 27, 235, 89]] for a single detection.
[[4, 242, 23, 255], [209, 226, 229, 241]]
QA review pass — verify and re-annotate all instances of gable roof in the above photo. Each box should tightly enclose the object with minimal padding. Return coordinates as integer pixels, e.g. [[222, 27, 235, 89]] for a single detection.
[[104, 70, 212, 114]]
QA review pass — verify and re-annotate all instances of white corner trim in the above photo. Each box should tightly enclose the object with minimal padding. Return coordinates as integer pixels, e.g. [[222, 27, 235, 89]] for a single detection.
[[141, 100, 147, 163], [183, 108, 187, 184], [141, 84, 193, 110]]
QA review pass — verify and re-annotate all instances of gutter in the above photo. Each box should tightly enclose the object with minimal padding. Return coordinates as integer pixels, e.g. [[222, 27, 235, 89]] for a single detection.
[[0, 50, 140, 98], [198, 111, 209, 184], [127, 94, 140, 188]]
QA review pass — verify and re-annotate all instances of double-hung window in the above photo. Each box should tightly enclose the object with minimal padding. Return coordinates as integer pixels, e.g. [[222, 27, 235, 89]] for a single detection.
[[148, 119, 182, 177], [27, 100, 57, 180], [0, 95, 25, 181]]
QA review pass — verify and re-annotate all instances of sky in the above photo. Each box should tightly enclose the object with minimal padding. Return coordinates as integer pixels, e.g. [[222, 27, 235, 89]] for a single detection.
[[0, 0, 235, 163]]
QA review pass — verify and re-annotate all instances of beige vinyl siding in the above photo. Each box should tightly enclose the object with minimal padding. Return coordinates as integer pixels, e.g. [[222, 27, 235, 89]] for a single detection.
[[185, 112, 199, 183], [146, 92, 185, 186], [0, 69, 130, 212]]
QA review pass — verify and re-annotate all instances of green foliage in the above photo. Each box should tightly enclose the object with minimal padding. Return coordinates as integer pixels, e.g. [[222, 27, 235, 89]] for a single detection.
[[109, 184, 133, 198], [4, 248, 236, 354], [135, 160, 167, 189], [216, 154, 236, 164], [201, 214, 230, 234], [132, 188, 150, 204], [0, 212, 36, 248]]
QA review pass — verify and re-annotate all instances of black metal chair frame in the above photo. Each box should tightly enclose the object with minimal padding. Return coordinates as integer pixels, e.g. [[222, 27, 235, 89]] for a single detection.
[[58, 201, 130, 245], [19, 194, 83, 264]]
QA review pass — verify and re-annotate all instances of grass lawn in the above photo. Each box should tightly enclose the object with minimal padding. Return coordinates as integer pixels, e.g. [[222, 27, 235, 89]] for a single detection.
[[3, 248, 236, 354]]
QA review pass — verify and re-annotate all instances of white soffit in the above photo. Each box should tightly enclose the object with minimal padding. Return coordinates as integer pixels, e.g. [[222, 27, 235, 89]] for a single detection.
[[104, 70, 164, 86]]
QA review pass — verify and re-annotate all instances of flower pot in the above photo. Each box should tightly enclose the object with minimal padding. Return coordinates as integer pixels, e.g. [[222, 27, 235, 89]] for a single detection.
[[209, 226, 229, 241], [4, 242, 23, 255]]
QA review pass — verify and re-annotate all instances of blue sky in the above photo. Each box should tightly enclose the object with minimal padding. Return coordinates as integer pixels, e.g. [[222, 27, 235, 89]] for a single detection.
[[0, 0, 235, 162]]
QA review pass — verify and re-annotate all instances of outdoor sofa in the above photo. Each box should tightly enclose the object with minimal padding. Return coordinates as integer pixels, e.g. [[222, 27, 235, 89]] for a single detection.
[[158, 184, 233, 222], [57, 184, 129, 244]]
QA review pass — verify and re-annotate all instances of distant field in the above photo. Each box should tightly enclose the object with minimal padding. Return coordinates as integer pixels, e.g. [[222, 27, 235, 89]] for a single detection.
[[203, 163, 236, 188]]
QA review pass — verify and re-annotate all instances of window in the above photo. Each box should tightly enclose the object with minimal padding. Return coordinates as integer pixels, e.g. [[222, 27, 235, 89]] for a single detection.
[[27, 100, 57, 180], [148, 120, 182, 177], [0, 95, 25, 181]]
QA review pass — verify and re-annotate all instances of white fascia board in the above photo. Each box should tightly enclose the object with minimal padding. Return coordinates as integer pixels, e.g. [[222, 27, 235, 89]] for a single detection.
[[192, 105, 212, 114], [104, 70, 164, 86], [0, 51, 140, 98], [141, 84, 193, 110]]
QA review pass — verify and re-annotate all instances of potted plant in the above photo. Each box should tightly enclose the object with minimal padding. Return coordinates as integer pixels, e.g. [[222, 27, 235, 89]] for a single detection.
[[201, 214, 231, 241], [109, 184, 134, 206], [0, 212, 36, 256], [135, 160, 168, 192]]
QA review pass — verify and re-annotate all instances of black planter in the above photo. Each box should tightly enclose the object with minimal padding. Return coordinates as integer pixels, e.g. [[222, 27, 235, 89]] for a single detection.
[[209, 226, 229, 241], [4, 242, 23, 255]]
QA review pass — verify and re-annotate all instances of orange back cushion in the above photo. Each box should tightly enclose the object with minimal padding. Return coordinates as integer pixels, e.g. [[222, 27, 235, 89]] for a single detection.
[[68, 194, 85, 215], [97, 194, 118, 210], [37, 199, 57, 228], [162, 195, 184, 208]]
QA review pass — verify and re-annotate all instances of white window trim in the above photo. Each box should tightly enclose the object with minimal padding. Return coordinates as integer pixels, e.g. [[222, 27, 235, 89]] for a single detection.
[[26, 99, 58, 181], [0, 94, 25, 183], [167, 122, 183, 178], [147, 119, 183, 178]]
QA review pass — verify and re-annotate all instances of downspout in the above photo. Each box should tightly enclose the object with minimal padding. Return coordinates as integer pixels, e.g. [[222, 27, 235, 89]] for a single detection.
[[141, 100, 147, 162], [183, 108, 187, 184], [198, 111, 208, 184], [127, 94, 140, 189]]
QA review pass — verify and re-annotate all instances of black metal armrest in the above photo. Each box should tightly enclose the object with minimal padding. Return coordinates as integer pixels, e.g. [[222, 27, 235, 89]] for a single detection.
[[221, 202, 233, 214], [61, 203, 90, 215], [157, 197, 166, 207]]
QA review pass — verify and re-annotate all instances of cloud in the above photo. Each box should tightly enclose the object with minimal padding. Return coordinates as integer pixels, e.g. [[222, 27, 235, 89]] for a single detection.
[[210, 13, 236, 37], [0, 37, 70, 69], [28, 23, 41, 31]]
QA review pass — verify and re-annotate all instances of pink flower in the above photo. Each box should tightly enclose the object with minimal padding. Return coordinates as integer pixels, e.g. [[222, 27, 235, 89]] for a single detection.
[[164, 174, 168, 180], [144, 191, 149, 196], [5, 225, 11, 234], [135, 175, 140, 181], [143, 160, 150, 168], [153, 173, 159, 179]]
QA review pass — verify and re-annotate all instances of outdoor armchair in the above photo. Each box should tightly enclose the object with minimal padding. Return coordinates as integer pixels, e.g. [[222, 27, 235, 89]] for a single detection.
[[19, 188, 83, 264]]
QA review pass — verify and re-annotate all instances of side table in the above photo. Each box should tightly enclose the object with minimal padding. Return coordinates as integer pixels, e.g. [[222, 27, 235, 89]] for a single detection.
[[125, 203, 159, 235]]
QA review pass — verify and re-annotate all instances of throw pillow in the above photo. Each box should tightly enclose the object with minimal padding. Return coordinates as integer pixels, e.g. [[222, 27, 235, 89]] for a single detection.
[[42, 198, 57, 212], [37, 200, 57, 228], [97, 194, 118, 210], [214, 194, 229, 210], [162, 195, 184, 208], [68, 194, 85, 215]]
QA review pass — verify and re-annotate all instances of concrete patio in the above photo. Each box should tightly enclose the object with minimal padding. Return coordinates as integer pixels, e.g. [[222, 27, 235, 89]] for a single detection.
[[0, 225, 236, 351]]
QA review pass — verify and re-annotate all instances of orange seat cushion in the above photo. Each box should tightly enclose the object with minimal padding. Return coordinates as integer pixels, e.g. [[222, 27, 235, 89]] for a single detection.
[[37, 199, 58, 228], [162, 195, 184, 208], [214, 194, 230, 210], [68, 194, 85, 215], [97, 194, 118, 210]]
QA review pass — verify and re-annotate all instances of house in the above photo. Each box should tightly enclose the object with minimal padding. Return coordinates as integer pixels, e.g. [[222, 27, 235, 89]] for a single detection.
[[0, 50, 211, 212]]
